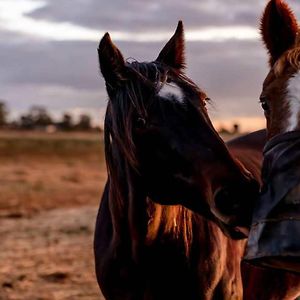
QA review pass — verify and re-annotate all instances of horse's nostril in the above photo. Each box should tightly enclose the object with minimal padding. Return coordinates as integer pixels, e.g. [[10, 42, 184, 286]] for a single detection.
[[214, 188, 240, 216]]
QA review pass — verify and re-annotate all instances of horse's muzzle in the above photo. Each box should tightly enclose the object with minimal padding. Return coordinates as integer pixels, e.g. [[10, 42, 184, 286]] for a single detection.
[[212, 178, 259, 239]]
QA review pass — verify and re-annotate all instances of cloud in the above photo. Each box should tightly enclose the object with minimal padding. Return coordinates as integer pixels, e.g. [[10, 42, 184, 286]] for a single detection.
[[3, 0, 300, 130], [0, 0, 259, 42], [29, 0, 265, 31], [0, 39, 101, 89]]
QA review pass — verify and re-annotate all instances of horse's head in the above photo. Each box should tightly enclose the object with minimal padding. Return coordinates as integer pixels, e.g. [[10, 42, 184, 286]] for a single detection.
[[98, 22, 259, 239], [260, 0, 300, 138]]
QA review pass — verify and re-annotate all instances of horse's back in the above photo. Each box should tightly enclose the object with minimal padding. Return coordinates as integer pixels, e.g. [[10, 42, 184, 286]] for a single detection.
[[226, 130, 266, 183], [226, 130, 266, 152]]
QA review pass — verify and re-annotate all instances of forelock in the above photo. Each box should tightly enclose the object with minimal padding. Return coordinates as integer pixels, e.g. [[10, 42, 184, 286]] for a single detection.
[[274, 46, 300, 77]]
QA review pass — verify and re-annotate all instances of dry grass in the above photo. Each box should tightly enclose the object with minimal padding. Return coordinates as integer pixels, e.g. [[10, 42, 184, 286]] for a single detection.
[[0, 131, 106, 217]]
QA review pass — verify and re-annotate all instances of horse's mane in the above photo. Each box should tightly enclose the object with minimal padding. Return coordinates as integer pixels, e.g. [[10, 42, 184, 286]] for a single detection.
[[104, 61, 197, 256], [274, 43, 300, 76], [146, 201, 193, 256]]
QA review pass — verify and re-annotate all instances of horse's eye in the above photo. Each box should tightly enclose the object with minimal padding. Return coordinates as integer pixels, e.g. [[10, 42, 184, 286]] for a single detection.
[[205, 97, 211, 102], [261, 101, 269, 111], [136, 117, 147, 129], [260, 96, 270, 112]]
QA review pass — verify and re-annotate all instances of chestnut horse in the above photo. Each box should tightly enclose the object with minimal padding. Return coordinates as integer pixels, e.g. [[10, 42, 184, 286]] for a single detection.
[[259, 0, 300, 139], [243, 0, 300, 298], [94, 22, 265, 300]]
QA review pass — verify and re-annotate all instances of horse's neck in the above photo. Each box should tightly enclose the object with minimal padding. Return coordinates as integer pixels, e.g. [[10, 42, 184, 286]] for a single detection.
[[110, 194, 209, 260], [145, 202, 239, 261], [106, 185, 246, 298], [146, 202, 194, 255], [108, 180, 242, 266]]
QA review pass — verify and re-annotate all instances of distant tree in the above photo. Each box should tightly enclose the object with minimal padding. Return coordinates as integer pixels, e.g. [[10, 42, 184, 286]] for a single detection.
[[9, 120, 19, 129], [18, 106, 53, 130], [232, 123, 240, 134], [218, 127, 230, 135], [60, 113, 73, 131], [77, 114, 92, 131], [0, 101, 8, 127], [94, 125, 103, 133], [29, 106, 53, 127], [19, 115, 34, 129]]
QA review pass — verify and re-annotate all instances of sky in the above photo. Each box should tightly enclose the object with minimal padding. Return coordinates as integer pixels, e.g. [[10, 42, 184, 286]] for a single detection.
[[1, 0, 300, 131]]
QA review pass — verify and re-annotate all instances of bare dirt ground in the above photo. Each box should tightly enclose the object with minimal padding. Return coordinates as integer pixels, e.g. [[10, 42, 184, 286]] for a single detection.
[[0, 131, 106, 300]]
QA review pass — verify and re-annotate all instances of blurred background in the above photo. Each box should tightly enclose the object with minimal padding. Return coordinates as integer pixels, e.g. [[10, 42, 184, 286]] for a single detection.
[[1, 0, 300, 299]]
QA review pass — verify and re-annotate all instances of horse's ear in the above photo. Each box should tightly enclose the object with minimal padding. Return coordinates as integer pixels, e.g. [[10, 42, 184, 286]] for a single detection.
[[98, 33, 126, 88], [156, 21, 185, 70], [261, 0, 298, 66]]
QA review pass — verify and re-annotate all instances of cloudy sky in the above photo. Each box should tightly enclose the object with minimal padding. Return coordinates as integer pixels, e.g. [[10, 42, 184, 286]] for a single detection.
[[1, 0, 300, 131]]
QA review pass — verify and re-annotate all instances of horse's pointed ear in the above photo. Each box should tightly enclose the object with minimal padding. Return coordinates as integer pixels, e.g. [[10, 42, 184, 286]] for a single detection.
[[261, 0, 298, 66], [156, 21, 185, 70], [98, 33, 126, 88]]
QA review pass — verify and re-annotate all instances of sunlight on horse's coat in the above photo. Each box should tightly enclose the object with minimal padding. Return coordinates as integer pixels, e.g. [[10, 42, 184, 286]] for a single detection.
[[287, 70, 300, 132], [145, 203, 193, 256]]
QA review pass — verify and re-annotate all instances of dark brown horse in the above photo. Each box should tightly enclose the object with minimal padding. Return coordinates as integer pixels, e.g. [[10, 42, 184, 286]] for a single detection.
[[94, 22, 265, 300]]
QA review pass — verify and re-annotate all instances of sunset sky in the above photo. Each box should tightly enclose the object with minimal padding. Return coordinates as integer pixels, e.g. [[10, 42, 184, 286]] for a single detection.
[[1, 0, 300, 131]]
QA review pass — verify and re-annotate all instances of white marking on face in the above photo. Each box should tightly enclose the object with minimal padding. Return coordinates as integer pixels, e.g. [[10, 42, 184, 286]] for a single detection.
[[158, 82, 185, 103], [286, 71, 300, 132]]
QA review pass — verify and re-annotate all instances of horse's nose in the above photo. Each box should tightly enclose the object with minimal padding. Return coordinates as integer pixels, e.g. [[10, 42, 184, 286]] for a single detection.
[[213, 186, 252, 239], [213, 179, 259, 228], [214, 187, 241, 216]]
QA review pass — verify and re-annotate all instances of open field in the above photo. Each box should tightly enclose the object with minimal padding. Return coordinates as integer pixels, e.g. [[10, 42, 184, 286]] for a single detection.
[[0, 131, 106, 300]]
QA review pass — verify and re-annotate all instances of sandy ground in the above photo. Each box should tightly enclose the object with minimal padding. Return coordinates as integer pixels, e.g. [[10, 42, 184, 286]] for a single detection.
[[0, 132, 106, 300], [0, 206, 104, 300]]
